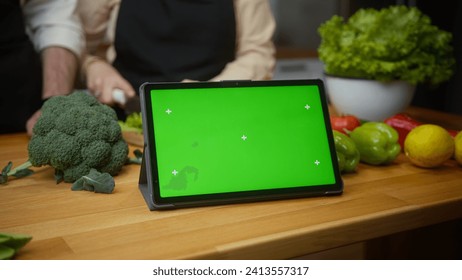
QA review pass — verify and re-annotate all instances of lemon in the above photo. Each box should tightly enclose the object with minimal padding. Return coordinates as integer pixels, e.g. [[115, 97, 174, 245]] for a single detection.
[[455, 131, 462, 166], [404, 124, 455, 168]]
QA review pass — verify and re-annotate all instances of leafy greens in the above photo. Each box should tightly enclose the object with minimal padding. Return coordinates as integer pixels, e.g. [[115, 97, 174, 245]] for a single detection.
[[317, 5, 455, 84]]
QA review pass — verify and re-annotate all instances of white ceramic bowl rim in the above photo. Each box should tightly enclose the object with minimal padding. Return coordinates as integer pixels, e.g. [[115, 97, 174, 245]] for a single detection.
[[323, 73, 415, 84], [324, 74, 416, 121]]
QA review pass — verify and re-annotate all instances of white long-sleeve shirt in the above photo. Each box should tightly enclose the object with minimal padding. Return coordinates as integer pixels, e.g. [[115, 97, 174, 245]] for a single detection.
[[22, 0, 84, 58]]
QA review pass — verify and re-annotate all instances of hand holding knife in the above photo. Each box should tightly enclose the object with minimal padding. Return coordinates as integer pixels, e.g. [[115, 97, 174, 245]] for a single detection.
[[87, 88, 141, 116], [111, 89, 141, 116]]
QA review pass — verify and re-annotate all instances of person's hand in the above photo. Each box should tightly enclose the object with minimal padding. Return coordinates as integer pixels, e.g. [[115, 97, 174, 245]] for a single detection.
[[26, 109, 42, 136], [86, 60, 135, 105]]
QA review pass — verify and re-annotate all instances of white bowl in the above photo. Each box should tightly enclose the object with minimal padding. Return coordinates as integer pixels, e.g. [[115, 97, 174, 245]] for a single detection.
[[324, 75, 416, 121]]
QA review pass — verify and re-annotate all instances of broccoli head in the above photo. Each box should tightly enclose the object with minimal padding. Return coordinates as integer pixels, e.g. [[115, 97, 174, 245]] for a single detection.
[[28, 91, 129, 182]]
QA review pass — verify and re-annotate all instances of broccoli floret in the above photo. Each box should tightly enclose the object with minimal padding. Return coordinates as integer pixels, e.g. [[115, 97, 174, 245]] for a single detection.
[[99, 139, 129, 175], [62, 162, 90, 183], [81, 140, 112, 168], [26, 91, 129, 183]]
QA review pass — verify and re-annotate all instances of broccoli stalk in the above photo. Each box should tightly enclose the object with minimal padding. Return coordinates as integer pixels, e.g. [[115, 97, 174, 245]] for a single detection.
[[0, 160, 116, 193], [0, 161, 34, 184]]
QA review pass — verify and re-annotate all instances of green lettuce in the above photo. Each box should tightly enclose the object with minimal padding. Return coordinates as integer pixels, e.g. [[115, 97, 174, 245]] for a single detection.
[[317, 5, 455, 84]]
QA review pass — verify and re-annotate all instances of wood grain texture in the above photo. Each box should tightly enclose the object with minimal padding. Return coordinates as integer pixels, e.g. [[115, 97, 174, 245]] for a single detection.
[[1, 107, 462, 260]]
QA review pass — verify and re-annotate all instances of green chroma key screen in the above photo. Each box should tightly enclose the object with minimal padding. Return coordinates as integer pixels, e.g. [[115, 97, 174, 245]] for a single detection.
[[148, 82, 338, 199]]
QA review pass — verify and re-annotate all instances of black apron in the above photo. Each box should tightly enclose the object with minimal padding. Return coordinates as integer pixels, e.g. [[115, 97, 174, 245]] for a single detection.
[[0, 0, 42, 133], [113, 0, 236, 91]]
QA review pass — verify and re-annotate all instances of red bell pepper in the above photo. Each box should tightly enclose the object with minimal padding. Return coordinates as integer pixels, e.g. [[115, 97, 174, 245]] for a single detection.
[[384, 113, 459, 149], [447, 129, 459, 138], [330, 115, 361, 135], [384, 113, 420, 149]]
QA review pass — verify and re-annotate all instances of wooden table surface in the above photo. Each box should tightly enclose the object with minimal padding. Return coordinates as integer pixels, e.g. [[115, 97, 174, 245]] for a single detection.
[[1, 107, 462, 260]]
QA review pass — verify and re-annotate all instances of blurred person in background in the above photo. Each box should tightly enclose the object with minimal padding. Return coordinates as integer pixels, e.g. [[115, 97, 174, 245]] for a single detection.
[[0, 0, 84, 135], [77, 0, 276, 112]]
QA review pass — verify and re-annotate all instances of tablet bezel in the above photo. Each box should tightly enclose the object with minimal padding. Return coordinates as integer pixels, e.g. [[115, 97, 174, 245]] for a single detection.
[[139, 79, 343, 210]]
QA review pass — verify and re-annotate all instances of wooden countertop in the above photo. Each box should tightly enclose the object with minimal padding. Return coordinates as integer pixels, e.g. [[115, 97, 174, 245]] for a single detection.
[[1, 107, 462, 260]]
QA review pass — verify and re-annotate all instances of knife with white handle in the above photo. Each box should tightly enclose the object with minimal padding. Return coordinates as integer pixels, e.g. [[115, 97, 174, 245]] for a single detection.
[[112, 88, 127, 105], [112, 88, 141, 115]]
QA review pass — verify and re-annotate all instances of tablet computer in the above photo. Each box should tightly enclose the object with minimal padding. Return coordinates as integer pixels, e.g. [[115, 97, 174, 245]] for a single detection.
[[138, 79, 343, 210]]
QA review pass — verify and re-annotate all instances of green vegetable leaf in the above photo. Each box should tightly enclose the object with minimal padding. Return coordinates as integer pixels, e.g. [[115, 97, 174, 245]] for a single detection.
[[54, 169, 64, 184], [0, 162, 13, 184], [0, 174, 7, 185], [1, 161, 34, 184], [1, 161, 13, 174], [12, 168, 34, 178], [119, 112, 143, 133], [71, 168, 115, 194], [317, 5, 455, 84]]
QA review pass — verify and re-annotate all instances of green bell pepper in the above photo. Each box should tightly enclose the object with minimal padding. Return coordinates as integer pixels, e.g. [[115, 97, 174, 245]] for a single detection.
[[332, 130, 360, 173], [350, 122, 401, 165]]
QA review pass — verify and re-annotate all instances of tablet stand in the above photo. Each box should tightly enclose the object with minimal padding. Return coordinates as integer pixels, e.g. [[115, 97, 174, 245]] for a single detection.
[[138, 145, 156, 210]]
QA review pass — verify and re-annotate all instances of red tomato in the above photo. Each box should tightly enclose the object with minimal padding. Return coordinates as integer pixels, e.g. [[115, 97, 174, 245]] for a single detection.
[[330, 115, 361, 135]]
